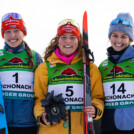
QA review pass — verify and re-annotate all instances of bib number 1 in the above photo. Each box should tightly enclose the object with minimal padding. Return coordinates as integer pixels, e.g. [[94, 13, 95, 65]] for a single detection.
[[12, 73, 18, 83]]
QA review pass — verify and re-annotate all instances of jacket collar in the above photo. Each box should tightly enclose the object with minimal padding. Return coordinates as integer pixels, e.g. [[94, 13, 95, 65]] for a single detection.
[[47, 50, 82, 65], [108, 45, 134, 64], [4, 42, 25, 54], [118, 45, 134, 63]]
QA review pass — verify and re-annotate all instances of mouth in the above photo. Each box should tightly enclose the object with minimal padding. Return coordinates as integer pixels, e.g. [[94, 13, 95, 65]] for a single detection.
[[115, 44, 123, 47], [9, 40, 18, 43], [64, 46, 72, 48]]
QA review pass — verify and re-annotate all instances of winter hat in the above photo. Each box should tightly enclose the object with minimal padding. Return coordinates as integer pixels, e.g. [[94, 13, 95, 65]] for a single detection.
[[1, 12, 27, 38], [108, 13, 134, 41], [57, 19, 80, 41]]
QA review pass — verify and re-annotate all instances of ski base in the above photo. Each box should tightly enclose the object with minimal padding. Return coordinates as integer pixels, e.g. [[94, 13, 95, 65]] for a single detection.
[[0, 82, 8, 134]]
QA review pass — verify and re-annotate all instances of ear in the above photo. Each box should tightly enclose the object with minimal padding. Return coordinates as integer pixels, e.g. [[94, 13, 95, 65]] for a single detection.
[[129, 40, 132, 45]]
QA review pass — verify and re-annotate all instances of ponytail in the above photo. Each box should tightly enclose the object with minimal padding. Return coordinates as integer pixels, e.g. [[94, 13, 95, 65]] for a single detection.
[[24, 41, 35, 69]]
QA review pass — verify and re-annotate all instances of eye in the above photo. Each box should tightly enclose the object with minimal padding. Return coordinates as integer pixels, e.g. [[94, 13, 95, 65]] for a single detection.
[[112, 34, 118, 38], [70, 36, 76, 40], [5, 30, 11, 34], [121, 35, 128, 39], [14, 29, 19, 33], [60, 36, 66, 39]]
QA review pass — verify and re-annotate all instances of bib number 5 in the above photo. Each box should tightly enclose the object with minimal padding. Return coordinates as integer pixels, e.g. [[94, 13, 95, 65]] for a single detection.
[[65, 86, 74, 97]]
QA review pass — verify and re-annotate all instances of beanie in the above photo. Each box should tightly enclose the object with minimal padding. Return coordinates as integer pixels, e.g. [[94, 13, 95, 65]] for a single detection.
[[1, 12, 27, 38], [57, 19, 80, 41], [108, 13, 134, 41]]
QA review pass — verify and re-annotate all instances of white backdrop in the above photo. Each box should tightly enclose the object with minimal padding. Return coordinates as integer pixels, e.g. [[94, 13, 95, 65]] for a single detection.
[[0, 0, 134, 66]]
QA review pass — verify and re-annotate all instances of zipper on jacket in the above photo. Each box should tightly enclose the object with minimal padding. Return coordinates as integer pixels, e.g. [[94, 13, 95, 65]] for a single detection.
[[113, 64, 116, 78], [68, 110, 71, 134]]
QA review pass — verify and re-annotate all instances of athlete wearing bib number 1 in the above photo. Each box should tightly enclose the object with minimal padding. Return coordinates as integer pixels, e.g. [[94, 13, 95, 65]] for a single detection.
[[99, 13, 134, 134], [0, 12, 43, 134], [34, 18, 104, 134]]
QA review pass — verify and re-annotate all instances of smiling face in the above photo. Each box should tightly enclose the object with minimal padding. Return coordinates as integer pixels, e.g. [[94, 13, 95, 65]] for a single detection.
[[4, 29, 25, 48], [58, 33, 79, 57], [110, 31, 131, 52]]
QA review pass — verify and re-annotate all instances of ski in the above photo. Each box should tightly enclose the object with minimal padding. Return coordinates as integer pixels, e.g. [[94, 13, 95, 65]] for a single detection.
[[82, 11, 94, 134], [0, 82, 8, 134]]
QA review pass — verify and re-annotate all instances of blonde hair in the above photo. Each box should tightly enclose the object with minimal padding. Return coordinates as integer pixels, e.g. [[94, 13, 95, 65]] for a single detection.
[[44, 34, 83, 61]]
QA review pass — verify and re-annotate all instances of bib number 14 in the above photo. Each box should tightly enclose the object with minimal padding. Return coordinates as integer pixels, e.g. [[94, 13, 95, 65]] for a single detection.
[[110, 83, 126, 94]]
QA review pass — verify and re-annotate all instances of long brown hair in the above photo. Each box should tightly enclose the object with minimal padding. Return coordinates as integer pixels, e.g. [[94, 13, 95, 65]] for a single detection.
[[44, 34, 83, 61], [24, 41, 35, 69]]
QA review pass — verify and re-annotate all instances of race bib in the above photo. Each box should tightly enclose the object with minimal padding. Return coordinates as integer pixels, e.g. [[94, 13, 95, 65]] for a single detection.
[[48, 84, 83, 111], [103, 81, 134, 109], [0, 71, 34, 100]]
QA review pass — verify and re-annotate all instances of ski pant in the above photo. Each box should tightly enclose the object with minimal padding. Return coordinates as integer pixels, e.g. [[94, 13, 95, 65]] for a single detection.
[[8, 126, 37, 134]]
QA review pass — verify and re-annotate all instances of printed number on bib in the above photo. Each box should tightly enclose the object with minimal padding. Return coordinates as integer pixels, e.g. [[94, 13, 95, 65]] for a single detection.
[[65, 86, 74, 97], [110, 83, 126, 95], [13, 73, 18, 83], [103, 81, 134, 97], [104, 81, 134, 108], [48, 84, 83, 105]]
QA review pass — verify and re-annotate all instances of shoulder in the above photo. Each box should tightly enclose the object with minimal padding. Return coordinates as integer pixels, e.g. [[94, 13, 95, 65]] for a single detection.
[[35, 62, 47, 71], [0, 49, 6, 56], [90, 62, 104, 81], [99, 59, 109, 68], [35, 62, 48, 76], [32, 50, 43, 65], [32, 50, 41, 57], [0, 49, 5, 53], [90, 63, 100, 74]]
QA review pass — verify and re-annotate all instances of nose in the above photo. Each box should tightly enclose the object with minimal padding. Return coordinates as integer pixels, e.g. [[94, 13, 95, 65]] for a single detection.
[[66, 37, 71, 43], [9, 31, 16, 38], [116, 37, 122, 44]]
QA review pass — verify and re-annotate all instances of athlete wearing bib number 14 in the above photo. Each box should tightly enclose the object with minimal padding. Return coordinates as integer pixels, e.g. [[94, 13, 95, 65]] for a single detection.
[[99, 13, 134, 134], [0, 12, 43, 134], [34, 18, 104, 134]]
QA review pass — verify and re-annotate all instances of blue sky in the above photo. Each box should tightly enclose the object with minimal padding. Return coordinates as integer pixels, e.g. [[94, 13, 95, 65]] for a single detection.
[[0, 0, 134, 65]]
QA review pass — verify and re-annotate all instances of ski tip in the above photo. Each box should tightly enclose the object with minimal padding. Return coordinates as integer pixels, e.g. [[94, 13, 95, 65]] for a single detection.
[[83, 11, 88, 33], [83, 11, 87, 16]]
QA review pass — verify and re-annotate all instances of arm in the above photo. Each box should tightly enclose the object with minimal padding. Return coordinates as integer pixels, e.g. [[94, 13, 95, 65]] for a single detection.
[[35, 51, 43, 66], [90, 63, 104, 120], [34, 62, 48, 124]]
